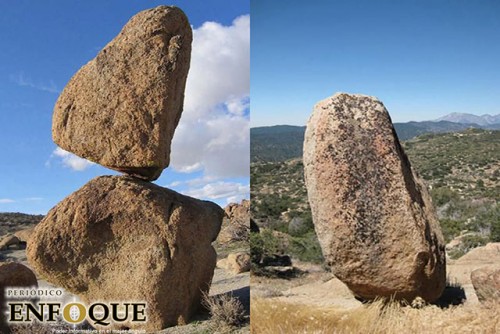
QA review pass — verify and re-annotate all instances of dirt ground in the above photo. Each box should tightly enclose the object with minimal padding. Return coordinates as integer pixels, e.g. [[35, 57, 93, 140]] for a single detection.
[[252, 244, 500, 310]]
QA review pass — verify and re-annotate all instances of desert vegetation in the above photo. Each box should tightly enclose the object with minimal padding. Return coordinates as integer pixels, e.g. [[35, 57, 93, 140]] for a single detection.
[[251, 129, 499, 266], [0, 213, 43, 236], [251, 298, 500, 333], [202, 292, 247, 333]]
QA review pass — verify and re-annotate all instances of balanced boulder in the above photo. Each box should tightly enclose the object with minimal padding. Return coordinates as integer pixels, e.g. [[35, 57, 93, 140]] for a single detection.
[[27, 175, 223, 331], [52, 6, 192, 181], [303, 93, 446, 302]]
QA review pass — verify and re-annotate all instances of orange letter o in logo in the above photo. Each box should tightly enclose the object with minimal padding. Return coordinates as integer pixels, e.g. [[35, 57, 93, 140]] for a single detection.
[[62, 303, 86, 324]]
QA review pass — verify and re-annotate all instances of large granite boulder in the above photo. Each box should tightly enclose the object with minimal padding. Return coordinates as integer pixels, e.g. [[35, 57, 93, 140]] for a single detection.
[[27, 176, 223, 331], [52, 6, 192, 181], [303, 93, 446, 302]]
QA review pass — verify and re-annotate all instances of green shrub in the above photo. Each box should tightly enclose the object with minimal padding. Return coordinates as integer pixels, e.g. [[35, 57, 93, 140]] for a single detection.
[[250, 230, 288, 265], [447, 234, 489, 260], [431, 187, 460, 207], [490, 220, 500, 242], [439, 219, 466, 243], [254, 194, 293, 219], [289, 231, 324, 264], [461, 234, 488, 251], [480, 205, 500, 242]]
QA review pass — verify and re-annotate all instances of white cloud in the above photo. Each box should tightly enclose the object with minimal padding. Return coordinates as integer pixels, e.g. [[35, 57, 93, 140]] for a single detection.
[[166, 181, 182, 188], [10, 72, 59, 94], [52, 147, 94, 171], [170, 15, 250, 179], [165, 175, 217, 189], [0, 199, 15, 203], [225, 97, 250, 116], [183, 16, 250, 120], [183, 181, 249, 205], [24, 197, 43, 202], [172, 114, 249, 178]]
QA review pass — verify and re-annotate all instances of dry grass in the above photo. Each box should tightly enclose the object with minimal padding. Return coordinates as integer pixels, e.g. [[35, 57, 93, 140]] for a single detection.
[[251, 298, 500, 334], [202, 292, 247, 332]]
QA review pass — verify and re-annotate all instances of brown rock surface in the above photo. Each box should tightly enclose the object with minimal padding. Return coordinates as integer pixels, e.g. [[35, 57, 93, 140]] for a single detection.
[[217, 252, 251, 274], [14, 227, 35, 243], [0, 234, 21, 250], [303, 92, 446, 302], [224, 199, 250, 221], [453, 243, 500, 265], [27, 175, 223, 331], [446, 243, 500, 304], [471, 265, 500, 302], [52, 6, 192, 181], [0, 262, 38, 332], [218, 200, 250, 243]]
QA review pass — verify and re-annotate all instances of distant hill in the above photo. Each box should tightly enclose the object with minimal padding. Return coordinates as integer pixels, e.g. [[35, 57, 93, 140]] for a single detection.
[[435, 112, 500, 127], [251, 120, 487, 162], [0, 212, 44, 224], [251, 125, 305, 162], [0, 212, 44, 236], [394, 121, 483, 141]]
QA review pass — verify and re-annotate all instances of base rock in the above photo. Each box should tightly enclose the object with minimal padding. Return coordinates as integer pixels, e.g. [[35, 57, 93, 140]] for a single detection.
[[27, 175, 223, 331]]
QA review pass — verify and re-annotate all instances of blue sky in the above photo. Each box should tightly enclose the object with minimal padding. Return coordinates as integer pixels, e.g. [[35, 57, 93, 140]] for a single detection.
[[0, 0, 249, 214], [251, 0, 500, 126]]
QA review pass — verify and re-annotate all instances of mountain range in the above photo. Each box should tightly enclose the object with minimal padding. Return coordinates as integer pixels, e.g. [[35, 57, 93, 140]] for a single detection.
[[436, 113, 500, 126], [251, 113, 500, 162]]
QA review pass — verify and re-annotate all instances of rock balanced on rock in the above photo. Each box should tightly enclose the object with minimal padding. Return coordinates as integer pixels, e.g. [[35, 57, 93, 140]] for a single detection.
[[27, 6, 224, 331], [52, 5, 192, 181], [303, 93, 446, 302]]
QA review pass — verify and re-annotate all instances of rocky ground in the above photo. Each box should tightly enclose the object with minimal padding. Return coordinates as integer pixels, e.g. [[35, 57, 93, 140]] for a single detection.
[[251, 250, 494, 307], [251, 243, 500, 332]]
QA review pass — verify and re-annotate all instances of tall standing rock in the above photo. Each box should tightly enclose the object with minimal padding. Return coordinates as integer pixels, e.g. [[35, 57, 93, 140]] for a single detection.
[[27, 176, 224, 331], [303, 93, 446, 302], [52, 6, 192, 181]]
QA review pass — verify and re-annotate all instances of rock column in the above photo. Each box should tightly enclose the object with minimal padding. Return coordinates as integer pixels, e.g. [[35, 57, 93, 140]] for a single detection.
[[303, 92, 446, 302]]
